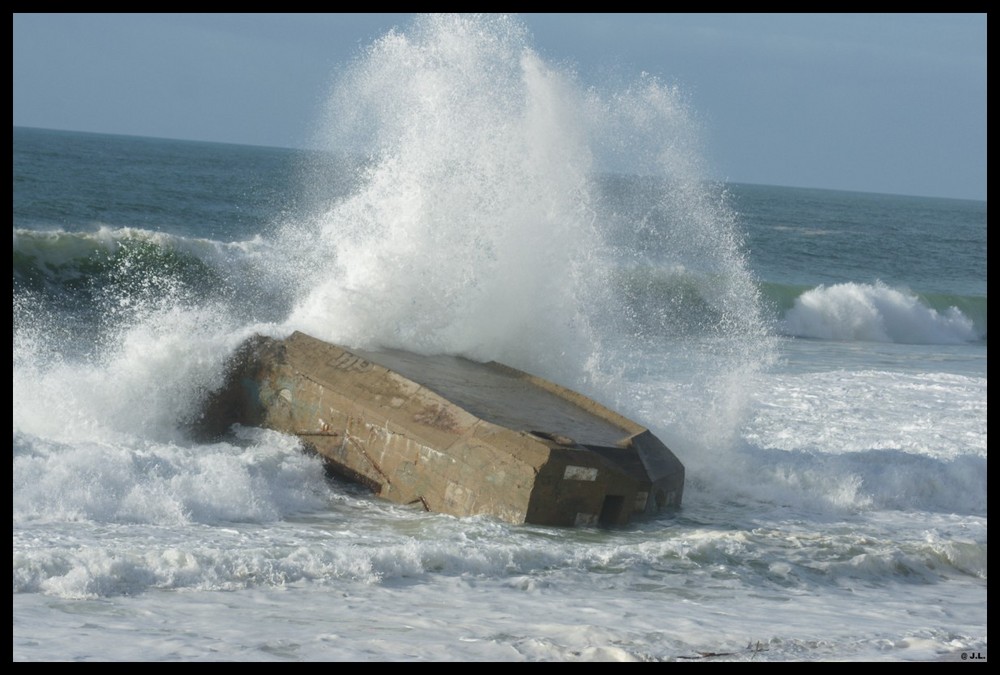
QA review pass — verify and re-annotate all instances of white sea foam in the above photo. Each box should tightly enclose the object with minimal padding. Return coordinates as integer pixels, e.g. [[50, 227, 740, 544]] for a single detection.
[[781, 281, 978, 344]]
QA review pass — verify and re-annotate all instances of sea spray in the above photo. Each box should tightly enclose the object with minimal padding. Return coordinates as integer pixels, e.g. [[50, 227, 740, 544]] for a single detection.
[[278, 14, 776, 463], [12, 227, 258, 446], [282, 14, 601, 378], [12, 13, 779, 515]]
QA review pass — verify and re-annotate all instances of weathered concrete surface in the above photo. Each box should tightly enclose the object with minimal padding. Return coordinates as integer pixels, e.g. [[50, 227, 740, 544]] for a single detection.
[[197, 331, 684, 526]]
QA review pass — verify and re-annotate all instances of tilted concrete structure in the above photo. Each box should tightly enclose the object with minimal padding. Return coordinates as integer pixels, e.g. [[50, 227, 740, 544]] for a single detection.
[[197, 331, 684, 526]]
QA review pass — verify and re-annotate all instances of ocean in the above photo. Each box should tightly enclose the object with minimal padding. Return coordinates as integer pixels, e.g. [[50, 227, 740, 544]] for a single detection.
[[13, 15, 986, 662]]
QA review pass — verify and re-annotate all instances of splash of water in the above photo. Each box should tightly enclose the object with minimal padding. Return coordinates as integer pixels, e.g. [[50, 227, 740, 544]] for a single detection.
[[278, 14, 774, 455], [12, 14, 775, 488], [282, 15, 596, 373]]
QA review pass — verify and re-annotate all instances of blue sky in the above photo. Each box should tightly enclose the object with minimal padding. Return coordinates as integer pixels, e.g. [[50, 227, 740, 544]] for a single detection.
[[13, 13, 986, 201]]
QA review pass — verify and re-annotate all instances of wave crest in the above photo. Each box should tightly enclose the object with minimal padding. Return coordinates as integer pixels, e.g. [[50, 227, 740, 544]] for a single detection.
[[781, 281, 980, 344]]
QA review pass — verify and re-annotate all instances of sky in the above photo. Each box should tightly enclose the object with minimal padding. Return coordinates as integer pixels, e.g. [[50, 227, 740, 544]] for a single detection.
[[12, 13, 987, 201]]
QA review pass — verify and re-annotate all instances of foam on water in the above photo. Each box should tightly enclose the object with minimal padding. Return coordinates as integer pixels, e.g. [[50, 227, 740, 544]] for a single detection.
[[12, 427, 331, 529], [782, 281, 979, 344]]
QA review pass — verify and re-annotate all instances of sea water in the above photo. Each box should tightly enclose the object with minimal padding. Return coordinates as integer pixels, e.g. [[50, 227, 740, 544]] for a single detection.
[[13, 15, 986, 662]]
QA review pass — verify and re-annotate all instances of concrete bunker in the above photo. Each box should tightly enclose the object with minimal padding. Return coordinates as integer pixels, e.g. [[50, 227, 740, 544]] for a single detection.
[[197, 331, 684, 527]]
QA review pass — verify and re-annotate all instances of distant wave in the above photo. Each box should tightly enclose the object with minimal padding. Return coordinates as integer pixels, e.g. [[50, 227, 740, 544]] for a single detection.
[[611, 267, 984, 345], [13, 226, 250, 289], [15, 228, 985, 348], [776, 281, 984, 344], [609, 264, 728, 338], [13, 226, 293, 327]]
